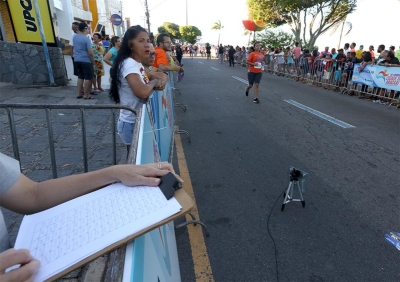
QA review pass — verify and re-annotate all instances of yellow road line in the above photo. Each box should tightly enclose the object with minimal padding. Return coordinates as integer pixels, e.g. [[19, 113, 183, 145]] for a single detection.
[[174, 126, 214, 282]]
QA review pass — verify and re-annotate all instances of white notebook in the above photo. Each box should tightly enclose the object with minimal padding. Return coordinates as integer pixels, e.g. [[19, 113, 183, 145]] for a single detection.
[[11, 183, 182, 282]]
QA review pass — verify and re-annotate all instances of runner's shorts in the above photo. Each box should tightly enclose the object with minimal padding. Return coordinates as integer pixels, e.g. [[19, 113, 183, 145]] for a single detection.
[[248, 72, 262, 85]]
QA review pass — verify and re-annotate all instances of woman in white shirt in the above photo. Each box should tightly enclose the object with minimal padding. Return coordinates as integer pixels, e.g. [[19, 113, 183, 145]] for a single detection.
[[109, 25, 166, 151]]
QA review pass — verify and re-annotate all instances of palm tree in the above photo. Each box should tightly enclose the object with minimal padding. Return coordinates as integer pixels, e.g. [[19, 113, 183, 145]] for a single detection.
[[211, 20, 224, 46], [330, 16, 352, 49]]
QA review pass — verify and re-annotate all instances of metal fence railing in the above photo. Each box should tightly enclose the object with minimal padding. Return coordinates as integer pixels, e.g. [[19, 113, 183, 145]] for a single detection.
[[0, 103, 136, 178]]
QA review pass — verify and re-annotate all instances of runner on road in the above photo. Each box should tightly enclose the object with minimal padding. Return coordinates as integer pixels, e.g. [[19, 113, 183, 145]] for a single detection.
[[245, 42, 264, 103]]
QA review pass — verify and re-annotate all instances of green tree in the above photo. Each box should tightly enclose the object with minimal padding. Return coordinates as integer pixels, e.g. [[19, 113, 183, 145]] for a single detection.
[[157, 22, 181, 43], [253, 29, 295, 49], [211, 20, 224, 46], [179, 25, 202, 44], [247, 0, 357, 49]]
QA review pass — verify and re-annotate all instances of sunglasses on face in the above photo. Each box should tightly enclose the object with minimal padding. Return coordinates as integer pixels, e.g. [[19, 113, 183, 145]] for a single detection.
[[149, 52, 157, 57]]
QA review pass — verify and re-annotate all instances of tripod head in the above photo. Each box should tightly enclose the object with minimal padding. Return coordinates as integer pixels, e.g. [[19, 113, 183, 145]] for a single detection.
[[290, 168, 301, 182]]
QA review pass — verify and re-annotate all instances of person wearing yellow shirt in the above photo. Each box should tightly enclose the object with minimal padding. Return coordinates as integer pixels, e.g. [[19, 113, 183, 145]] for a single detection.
[[355, 45, 364, 60]]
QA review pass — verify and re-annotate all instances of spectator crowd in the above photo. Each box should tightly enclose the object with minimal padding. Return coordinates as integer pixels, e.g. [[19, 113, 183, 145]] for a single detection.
[[200, 41, 400, 106]]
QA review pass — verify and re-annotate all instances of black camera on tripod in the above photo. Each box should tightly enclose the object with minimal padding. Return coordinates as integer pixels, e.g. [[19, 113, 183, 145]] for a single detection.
[[290, 168, 301, 182]]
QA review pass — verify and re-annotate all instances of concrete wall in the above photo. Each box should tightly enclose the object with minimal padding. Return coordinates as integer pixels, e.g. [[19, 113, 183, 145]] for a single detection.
[[0, 42, 68, 86]]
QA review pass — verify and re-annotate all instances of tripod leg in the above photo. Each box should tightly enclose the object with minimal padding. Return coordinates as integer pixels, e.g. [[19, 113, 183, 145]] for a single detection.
[[281, 182, 293, 211], [296, 183, 305, 208]]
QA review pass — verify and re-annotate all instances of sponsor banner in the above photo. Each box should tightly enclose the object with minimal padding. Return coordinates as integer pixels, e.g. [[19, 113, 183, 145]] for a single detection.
[[149, 74, 175, 162], [123, 104, 181, 281], [6, 0, 56, 45], [352, 64, 400, 91]]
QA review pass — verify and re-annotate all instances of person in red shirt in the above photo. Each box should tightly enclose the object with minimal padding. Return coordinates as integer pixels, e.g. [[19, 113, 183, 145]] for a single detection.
[[153, 33, 183, 72], [245, 42, 265, 104]]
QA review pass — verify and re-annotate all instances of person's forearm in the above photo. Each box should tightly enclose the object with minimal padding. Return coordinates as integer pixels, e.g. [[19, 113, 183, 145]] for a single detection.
[[158, 64, 180, 72], [89, 53, 95, 65], [0, 167, 121, 215], [33, 166, 120, 213], [104, 58, 113, 67]]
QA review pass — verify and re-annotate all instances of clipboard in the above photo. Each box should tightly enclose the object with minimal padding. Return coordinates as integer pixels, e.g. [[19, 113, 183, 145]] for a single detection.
[[46, 188, 193, 281], [10, 184, 193, 282]]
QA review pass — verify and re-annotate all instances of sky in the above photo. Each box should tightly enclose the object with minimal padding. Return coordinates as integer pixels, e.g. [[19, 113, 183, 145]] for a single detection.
[[124, 0, 400, 51]]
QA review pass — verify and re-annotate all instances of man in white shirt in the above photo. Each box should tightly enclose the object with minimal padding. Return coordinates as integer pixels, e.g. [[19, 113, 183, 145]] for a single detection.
[[343, 43, 350, 56], [70, 22, 79, 76]]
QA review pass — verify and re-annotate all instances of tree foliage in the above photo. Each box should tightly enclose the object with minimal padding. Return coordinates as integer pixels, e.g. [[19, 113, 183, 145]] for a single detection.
[[179, 25, 202, 44], [211, 20, 224, 46], [157, 22, 181, 43], [254, 29, 295, 49], [247, 0, 357, 49], [211, 20, 224, 31]]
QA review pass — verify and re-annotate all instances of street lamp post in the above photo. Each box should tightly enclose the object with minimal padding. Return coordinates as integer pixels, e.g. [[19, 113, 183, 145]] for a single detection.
[[144, 0, 150, 33]]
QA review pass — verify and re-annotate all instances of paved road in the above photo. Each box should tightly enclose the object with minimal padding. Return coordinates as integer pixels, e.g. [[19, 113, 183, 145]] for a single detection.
[[174, 56, 400, 281]]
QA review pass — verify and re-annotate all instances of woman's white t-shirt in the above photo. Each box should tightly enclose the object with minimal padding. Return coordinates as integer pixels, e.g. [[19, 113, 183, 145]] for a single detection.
[[277, 51, 285, 64], [118, 58, 149, 123]]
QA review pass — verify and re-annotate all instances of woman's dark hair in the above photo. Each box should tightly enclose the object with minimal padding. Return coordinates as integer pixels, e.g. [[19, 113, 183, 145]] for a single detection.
[[363, 51, 372, 62], [312, 50, 318, 57], [93, 33, 101, 40], [109, 25, 147, 103], [110, 36, 120, 48], [253, 42, 260, 48]]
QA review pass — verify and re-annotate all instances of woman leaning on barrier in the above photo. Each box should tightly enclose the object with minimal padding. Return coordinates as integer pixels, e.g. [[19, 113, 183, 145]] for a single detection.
[[109, 25, 167, 151]]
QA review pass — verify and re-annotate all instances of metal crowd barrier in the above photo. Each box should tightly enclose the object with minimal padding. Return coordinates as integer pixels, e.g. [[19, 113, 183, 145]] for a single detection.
[[263, 55, 400, 107], [0, 104, 135, 178]]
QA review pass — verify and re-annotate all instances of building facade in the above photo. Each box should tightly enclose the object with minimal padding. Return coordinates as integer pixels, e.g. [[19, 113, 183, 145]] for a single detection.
[[0, 0, 125, 44]]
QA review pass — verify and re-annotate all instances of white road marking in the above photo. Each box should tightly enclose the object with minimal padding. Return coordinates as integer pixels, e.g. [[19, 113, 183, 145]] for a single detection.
[[210, 67, 220, 71], [232, 76, 248, 85], [284, 99, 356, 128]]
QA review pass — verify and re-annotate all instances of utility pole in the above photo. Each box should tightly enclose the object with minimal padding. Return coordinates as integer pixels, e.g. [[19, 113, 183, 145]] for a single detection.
[[186, 0, 188, 25], [120, 1, 124, 34], [33, 0, 56, 86], [144, 0, 150, 33]]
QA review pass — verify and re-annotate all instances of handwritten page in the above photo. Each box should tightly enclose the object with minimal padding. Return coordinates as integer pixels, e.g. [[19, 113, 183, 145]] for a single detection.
[[12, 183, 182, 282]]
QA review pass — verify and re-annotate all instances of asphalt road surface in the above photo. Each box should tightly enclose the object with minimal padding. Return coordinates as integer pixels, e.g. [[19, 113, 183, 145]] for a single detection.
[[174, 55, 400, 282]]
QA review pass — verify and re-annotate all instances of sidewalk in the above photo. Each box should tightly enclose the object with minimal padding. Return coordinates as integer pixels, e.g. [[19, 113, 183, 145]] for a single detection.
[[0, 56, 123, 281], [64, 54, 112, 89]]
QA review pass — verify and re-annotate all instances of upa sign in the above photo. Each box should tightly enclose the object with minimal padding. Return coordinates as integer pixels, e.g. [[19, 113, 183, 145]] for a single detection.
[[110, 14, 123, 26], [6, 0, 57, 46]]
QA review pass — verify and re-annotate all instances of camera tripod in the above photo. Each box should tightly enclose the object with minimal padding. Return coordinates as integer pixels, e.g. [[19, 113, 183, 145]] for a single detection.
[[281, 169, 305, 211]]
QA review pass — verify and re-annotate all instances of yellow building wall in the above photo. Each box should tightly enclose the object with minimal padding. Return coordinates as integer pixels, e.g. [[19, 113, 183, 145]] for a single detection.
[[88, 0, 98, 33], [0, 1, 16, 42]]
